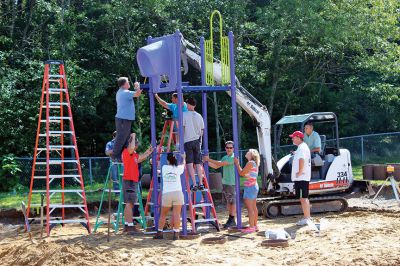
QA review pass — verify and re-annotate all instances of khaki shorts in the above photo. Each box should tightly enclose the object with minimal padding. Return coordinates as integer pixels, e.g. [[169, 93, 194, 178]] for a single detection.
[[162, 191, 184, 207]]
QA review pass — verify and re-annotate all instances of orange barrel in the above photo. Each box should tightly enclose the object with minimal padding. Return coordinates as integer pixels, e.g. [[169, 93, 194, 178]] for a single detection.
[[373, 164, 387, 180], [362, 164, 375, 180]]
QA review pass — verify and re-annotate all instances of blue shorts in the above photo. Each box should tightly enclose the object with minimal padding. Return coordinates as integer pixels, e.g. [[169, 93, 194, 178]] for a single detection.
[[243, 185, 259, 200]]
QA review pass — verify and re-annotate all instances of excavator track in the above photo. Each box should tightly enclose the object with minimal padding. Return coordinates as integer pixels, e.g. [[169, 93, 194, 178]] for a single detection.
[[260, 196, 348, 218]]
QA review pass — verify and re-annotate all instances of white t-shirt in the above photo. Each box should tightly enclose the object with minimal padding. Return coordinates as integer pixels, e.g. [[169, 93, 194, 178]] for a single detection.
[[183, 111, 204, 143], [291, 142, 311, 182], [161, 164, 185, 193]]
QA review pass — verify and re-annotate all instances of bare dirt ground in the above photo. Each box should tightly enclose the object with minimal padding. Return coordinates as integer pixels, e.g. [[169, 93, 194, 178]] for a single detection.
[[1, 193, 400, 266]]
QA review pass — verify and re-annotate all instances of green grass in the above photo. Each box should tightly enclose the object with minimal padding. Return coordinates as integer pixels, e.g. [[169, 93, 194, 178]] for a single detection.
[[0, 182, 149, 210], [353, 165, 362, 180]]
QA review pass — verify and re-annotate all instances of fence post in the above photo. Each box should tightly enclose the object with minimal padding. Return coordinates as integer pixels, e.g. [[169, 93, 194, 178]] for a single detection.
[[361, 136, 364, 162], [89, 158, 93, 187]]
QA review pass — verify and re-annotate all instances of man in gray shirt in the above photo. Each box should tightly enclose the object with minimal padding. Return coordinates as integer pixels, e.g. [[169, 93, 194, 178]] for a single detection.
[[112, 77, 142, 162], [183, 97, 205, 191]]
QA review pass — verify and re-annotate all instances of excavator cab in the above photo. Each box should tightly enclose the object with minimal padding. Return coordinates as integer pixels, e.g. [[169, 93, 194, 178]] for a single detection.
[[270, 112, 353, 196]]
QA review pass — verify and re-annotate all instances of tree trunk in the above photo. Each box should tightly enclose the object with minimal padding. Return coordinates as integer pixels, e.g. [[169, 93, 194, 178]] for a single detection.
[[268, 35, 283, 118], [21, 0, 35, 49]]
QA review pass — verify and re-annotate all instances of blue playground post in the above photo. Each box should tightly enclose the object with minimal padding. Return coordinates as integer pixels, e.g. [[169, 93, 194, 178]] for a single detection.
[[228, 31, 242, 228], [200, 36, 211, 219], [174, 30, 188, 235], [146, 36, 160, 231]]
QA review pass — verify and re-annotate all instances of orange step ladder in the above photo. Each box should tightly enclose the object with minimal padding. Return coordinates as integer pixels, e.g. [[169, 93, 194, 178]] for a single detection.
[[144, 117, 178, 222], [27, 60, 91, 236]]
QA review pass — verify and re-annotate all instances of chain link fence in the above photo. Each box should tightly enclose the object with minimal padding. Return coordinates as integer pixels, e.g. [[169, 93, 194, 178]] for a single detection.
[[15, 132, 400, 188]]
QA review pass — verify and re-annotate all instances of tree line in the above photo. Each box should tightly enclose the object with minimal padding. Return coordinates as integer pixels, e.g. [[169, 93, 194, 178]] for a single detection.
[[0, 0, 399, 157]]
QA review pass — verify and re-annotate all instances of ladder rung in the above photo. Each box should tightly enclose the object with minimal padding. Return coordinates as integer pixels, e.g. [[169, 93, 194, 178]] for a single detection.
[[194, 218, 217, 223], [32, 189, 83, 193], [37, 145, 75, 151], [48, 79, 61, 82], [34, 175, 81, 179], [39, 131, 74, 137], [48, 88, 66, 92], [40, 120, 61, 123], [28, 216, 62, 220], [49, 102, 69, 106], [51, 204, 85, 208], [50, 131, 74, 134], [49, 219, 87, 224], [43, 105, 61, 109], [49, 145, 75, 149], [35, 160, 78, 165], [192, 203, 213, 208], [30, 204, 85, 208], [48, 75, 65, 78]]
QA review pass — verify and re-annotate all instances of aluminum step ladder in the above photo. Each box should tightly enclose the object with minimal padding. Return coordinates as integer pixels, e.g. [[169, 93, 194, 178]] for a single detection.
[[185, 170, 220, 233], [144, 118, 178, 226], [93, 162, 147, 232], [27, 60, 91, 236]]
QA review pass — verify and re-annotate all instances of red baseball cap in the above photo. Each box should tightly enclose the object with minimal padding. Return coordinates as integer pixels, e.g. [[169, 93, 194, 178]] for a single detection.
[[289, 131, 304, 139]]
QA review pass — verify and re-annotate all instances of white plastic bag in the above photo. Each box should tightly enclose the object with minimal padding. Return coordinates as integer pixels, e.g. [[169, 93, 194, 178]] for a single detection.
[[265, 228, 290, 240]]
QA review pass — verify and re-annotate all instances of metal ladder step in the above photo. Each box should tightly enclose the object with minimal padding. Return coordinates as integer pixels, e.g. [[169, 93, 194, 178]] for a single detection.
[[192, 203, 213, 208], [49, 219, 87, 224], [34, 174, 81, 179], [39, 131, 74, 137], [47, 88, 66, 92], [37, 145, 76, 151], [48, 75, 65, 78], [42, 102, 69, 108], [194, 218, 217, 223], [32, 189, 83, 193], [50, 102, 69, 106], [28, 216, 62, 220], [30, 204, 85, 208], [35, 159, 78, 165]]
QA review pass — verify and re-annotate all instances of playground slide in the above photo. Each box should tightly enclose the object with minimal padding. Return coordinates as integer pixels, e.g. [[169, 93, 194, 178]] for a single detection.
[[181, 38, 275, 188]]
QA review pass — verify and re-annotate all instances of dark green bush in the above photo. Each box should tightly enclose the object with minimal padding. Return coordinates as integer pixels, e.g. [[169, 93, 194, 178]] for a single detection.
[[0, 154, 21, 192]]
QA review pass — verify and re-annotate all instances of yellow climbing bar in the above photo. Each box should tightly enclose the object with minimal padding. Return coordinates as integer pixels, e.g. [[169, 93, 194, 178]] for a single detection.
[[205, 10, 230, 85]]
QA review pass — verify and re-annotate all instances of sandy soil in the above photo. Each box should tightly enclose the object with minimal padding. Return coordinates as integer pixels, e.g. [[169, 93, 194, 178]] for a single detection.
[[1, 196, 400, 266]]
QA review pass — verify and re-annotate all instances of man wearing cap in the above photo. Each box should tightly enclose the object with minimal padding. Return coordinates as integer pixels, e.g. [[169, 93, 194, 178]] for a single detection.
[[290, 131, 312, 226]]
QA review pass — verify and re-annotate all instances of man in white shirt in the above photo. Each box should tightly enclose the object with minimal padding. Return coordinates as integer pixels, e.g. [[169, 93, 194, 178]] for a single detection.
[[290, 130, 312, 226], [183, 97, 205, 191]]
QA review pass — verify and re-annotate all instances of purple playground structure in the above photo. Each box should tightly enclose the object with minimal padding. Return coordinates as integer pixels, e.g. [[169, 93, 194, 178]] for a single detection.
[[136, 26, 241, 235]]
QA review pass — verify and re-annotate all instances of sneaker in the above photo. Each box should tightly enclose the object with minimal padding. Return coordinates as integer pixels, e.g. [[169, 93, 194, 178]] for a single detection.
[[296, 218, 311, 226], [190, 185, 198, 191], [172, 232, 180, 240], [198, 184, 206, 191], [223, 218, 236, 229], [153, 231, 163, 239], [241, 227, 256, 233], [255, 225, 259, 232]]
